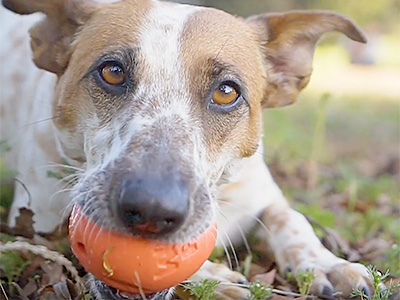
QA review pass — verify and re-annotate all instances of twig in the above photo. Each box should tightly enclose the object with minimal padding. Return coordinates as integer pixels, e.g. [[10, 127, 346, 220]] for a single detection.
[[0, 241, 83, 292], [0, 281, 9, 300], [14, 178, 32, 208]]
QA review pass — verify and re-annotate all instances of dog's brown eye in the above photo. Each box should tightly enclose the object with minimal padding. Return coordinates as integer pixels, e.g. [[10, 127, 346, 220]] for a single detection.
[[100, 63, 126, 86], [212, 83, 239, 105]]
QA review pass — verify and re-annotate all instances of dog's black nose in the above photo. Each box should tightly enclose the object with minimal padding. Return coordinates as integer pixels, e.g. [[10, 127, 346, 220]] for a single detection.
[[117, 173, 189, 235]]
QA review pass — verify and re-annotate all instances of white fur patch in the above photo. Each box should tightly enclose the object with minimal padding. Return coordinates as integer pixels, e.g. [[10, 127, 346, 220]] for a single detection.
[[136, 1, 200, 120]]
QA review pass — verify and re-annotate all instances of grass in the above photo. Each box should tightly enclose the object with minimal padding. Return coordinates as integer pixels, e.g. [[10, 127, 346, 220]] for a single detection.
[[247, 281, 272, 300], [183, 280, 220, 300], [351, 266, 400, 300], [287, 269, 316, 296], [263, 90, 399, 288]]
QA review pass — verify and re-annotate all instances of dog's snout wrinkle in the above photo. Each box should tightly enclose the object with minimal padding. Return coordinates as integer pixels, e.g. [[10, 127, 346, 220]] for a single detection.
[[116, 170, 189, 236]]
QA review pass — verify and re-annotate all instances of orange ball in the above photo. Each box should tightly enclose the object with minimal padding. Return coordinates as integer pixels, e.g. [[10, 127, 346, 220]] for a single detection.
[[69, 205, 217, 294]]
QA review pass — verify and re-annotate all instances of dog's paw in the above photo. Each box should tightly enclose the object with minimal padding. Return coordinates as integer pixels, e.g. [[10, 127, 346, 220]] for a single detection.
[[325, 262, 373, 297], [284, 256, 372, 297], [190, 260, 251, 300]]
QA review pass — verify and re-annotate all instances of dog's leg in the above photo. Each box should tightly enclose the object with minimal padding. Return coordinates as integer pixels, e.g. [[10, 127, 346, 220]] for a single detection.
[[217, 153, 372, 297]]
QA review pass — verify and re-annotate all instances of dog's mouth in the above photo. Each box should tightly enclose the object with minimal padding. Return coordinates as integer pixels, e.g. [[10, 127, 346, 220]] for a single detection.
[[90, 275, 171, 300]]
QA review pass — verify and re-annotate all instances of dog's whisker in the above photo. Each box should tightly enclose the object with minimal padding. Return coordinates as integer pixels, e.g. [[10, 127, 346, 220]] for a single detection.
[[214, 206, 243, 270], [218, 209, 252, 258], [85, 206, 106, 243], [16, 116, 60, 130], [49, 188, 74, 203], [217, 231, 233, 270], [214, 37, 230, 61], [55, 201, 77, 235], [59, 172, 83, 183], [92, 222, 106, 250], [75, 195, 97, 241], [48, 177, 81, 203], [217, 200, 273, 240], [58, 190, 92, 225], [43, 162, 85, 173], [223, 231, 240, 270]]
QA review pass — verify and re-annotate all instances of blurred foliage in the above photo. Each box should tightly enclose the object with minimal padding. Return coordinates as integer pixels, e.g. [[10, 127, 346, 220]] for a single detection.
[[199, 0, 399, 30]]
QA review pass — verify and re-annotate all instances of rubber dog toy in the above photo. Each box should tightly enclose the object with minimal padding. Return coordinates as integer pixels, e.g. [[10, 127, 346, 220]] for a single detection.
[[69, 205, 217, 294]]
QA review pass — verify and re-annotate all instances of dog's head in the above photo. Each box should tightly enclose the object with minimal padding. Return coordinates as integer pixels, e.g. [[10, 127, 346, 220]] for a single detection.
[[4, 0, 365, 295]]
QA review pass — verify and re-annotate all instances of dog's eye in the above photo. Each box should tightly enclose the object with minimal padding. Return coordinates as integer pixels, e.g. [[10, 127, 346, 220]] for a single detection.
[[100, 62, 126, 86], [212, 83, 239, 105]]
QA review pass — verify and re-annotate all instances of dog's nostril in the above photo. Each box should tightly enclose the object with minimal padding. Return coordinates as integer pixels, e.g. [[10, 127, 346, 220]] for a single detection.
[[164, 218, 176, 225], [123, 210, 142, 225]]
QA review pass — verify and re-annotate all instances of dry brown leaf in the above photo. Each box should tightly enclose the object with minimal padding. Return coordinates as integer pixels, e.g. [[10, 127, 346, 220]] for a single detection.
[[13, 208, 35, 239], [252, 268, 277, 286], [40, 261, 65, 286], [53, 280, 74, 300], [10, 282, 30, 300], [20, 256, 44, 283], [248, 263, 268, 280], [21, 278, 38, 297]]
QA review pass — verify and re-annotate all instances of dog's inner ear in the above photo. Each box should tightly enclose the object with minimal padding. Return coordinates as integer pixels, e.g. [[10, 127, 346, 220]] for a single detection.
[[3, 0, 98, 74], [247, 11, 367, 108]]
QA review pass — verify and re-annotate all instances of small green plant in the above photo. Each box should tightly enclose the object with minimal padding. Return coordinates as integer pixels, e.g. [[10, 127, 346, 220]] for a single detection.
[[351, 265, 400, 300], [248, 281, 272, 300], [0, 251, 31, 288], [380, 244, 400, 277], [183, 279, 219, 300], [287, 269, 316, 296], [208, 246, 225, 263], [242, 253, 253, 278]]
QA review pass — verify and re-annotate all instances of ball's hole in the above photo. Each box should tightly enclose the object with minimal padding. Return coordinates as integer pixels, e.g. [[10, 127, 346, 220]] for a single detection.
[[77, 242, 87, 257]]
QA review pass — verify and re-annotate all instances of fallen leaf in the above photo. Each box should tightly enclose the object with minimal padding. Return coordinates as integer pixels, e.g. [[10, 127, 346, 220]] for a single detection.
[[53, 280, 73, 300], [11, 282, 30, 300], [12, 208, 35, 239], [22, 278, 38, 297], [252, 268, 277, 285], [40, 261, 65, 286]]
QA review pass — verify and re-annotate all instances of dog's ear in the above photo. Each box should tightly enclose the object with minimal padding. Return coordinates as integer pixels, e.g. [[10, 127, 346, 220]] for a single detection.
[[247, 11, 367, 108], [2, 0, 99, 74]]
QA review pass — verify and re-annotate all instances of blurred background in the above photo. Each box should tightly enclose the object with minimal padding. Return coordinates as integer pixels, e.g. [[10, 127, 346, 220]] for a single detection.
[[168, 0, 400, 276]]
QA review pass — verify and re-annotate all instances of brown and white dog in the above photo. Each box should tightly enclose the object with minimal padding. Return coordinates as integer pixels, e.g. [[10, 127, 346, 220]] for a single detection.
[[1, 0, 372, 299]]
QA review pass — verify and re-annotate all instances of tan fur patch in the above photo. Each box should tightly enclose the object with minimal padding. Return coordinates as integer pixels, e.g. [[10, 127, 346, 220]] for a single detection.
[[52, 0, 152, 133], [180, 9, 267, 159]]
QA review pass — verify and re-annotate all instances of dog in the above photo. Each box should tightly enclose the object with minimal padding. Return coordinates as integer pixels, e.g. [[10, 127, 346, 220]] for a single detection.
[[1, 0, 372, 299]]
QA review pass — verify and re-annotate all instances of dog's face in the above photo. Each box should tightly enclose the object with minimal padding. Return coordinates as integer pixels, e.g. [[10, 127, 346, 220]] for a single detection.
[[3, 0, 366, 244], [55, 0, 267, 242]]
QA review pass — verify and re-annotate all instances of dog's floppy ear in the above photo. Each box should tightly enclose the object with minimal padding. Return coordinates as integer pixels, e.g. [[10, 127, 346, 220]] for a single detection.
[[247, 11, 367, 108], [2, 0, 98, 74]]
